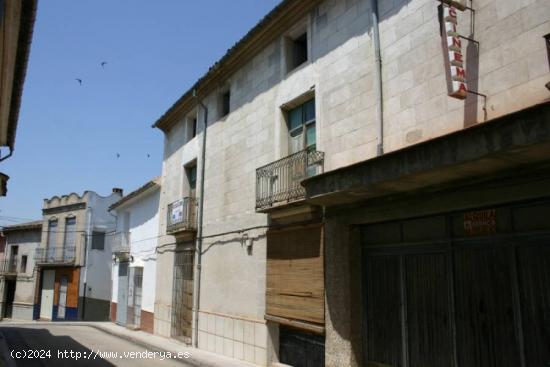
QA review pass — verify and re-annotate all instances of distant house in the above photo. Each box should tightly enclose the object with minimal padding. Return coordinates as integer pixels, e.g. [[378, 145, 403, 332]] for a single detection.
[[109, 178, 160, 334], [0, 220, 42, 320], [0, 0, 37, 196], [34, 189, 122, 321]]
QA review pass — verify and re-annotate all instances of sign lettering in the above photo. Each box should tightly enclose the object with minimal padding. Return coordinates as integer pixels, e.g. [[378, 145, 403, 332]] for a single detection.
[[442, 5, 468, 99]]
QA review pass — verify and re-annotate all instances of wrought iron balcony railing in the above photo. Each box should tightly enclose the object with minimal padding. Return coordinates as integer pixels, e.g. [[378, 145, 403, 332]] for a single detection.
[[111, 232, 131, 254], [256, 149, 324, 211], [35, 246, 76, 264], [0, 259, 18, 275], [167, 197, 197, 234]]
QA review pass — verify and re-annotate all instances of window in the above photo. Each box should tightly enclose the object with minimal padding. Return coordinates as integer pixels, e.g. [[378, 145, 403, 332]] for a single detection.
[[20, 255, 27, 273], [91, 231, 105, 250], [286, 32, 308, 72], [287, 98, 316, 154], [185, 113, 198, 142], [47, 219, 58, 249], [293, 33, 308, 68], [64, 217, 76, 249], [220, 90, 231, 117], [192, 118, 197, 138], [186, 164, 197, 197]]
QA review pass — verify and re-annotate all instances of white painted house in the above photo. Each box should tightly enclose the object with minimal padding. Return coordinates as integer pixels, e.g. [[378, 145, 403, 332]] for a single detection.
[[109, 178, 160, 334]]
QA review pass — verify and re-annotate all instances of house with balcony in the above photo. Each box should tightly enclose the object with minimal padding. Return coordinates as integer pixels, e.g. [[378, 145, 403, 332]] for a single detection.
[[34, 189, 122, 321], [150, 0, 550, 366], [0, 0, 37, 196], [109, 177, 160, 334], [0, 220, 41, 320]]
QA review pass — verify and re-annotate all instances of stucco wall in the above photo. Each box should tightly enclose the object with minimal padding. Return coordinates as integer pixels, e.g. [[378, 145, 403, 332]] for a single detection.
[[111, 187, 159, 314], [83, 191, 120, 303]]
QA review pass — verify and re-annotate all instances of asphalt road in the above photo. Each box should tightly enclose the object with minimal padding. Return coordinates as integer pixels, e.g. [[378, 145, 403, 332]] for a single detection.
[[0, 324, 192, 367]]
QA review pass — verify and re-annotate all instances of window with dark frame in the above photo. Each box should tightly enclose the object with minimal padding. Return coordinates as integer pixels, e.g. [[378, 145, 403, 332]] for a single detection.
[[20, 255, 27, 273], [186, 164, 197, 198], [221, 90, 231, 117], [192, 117, 197, 138], [292, 33, 308, 69], [91, 231, 105, 250]]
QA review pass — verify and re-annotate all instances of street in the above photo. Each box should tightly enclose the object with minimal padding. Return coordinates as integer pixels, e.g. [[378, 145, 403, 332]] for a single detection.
[[0, 324, 191, 367]]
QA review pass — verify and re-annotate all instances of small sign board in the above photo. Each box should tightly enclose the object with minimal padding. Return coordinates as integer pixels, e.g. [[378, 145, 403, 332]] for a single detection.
[[464, 209, 496, 236], [170, 199, 184, 225]]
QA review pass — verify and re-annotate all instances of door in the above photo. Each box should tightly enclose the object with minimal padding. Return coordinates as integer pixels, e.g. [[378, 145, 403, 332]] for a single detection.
[[128, 267, 143, 328], [362, 227, 550, 366], [116, 262, 129, 326], [3, 280, 16, 318], [57, 276, 68, 319], [171, 249, 194, 342], [39, 270, 55, 320]]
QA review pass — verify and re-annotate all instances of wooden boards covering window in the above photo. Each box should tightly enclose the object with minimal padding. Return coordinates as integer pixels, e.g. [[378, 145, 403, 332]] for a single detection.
[[266, 223, 324, 330]]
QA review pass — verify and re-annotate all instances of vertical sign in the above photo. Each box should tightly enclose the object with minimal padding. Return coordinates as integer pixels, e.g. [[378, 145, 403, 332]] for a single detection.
[[441, 3, 468, 99]]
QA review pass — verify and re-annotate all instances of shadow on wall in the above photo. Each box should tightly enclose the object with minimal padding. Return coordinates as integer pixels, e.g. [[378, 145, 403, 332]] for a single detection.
[[0, 327, 115, 366]]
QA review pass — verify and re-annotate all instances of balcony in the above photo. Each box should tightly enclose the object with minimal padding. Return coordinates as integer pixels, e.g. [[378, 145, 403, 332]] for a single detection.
[[0, 259, 18, 275], [112, 232, 131, 256], [167, 197, 197, 235], [256, 149, 324, 212], [35, 246, 76, 265]]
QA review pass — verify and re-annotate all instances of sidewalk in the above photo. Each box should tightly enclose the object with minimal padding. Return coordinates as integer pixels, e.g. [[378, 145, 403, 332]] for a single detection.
[[0, 320, 257, 367], [88, 322, 257, 367]]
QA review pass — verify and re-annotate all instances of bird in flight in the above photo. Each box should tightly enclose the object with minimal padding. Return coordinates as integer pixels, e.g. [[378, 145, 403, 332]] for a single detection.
[[147, 154, 150, 158], [116, 153, 120, 158], [101, 61, 108, 68], [75, 78, 82, 86]]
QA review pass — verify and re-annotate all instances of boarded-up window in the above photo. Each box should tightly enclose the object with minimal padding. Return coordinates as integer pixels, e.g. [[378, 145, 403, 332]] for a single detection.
[[266, 224, 324, 327]]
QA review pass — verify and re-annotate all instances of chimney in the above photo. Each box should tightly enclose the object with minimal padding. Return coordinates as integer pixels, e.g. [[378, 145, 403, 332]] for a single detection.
[[112, 188, 123, 196]]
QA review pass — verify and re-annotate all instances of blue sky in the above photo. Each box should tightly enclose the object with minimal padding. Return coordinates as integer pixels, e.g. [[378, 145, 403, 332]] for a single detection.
[[0, 0, 281, 226]]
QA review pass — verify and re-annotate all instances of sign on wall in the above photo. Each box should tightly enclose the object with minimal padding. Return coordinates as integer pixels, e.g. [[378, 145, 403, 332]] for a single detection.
[[464, 209, 496, 236], [170, 199, 184, 225], [441, 4, 468, 99]]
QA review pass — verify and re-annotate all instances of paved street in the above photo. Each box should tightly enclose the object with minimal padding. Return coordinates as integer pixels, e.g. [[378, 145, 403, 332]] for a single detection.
[[0, 324, 191, 367]]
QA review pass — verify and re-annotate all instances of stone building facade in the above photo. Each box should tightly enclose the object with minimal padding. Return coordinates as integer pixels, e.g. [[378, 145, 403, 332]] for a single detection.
[[151, 0, 549, 366]]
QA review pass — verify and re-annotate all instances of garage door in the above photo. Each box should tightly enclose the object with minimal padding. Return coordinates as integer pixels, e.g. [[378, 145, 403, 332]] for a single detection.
[[361, 204, 550, 367]]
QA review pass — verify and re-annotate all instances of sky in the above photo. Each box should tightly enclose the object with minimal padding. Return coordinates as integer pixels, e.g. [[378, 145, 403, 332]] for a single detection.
[[0, 0, 281, 226]]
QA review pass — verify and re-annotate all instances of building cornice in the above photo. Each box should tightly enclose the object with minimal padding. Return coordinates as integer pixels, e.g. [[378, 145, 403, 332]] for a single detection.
[[42, 202, 86, 216]]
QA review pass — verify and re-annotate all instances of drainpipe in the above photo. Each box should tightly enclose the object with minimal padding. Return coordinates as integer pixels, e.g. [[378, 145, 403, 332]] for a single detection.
[[192, 90, 208, 348], [82, 205, 92, 320], [370, 0, 384, 156]]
